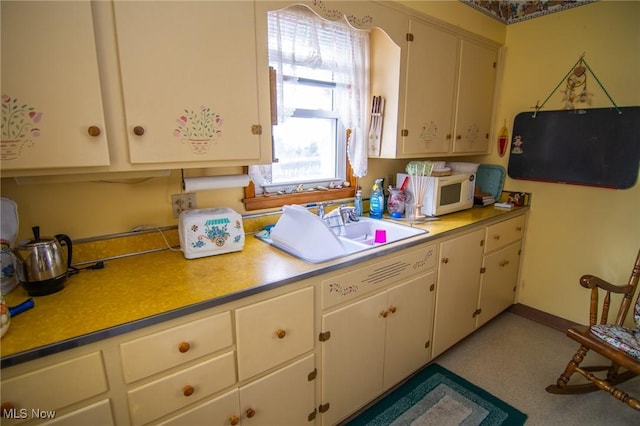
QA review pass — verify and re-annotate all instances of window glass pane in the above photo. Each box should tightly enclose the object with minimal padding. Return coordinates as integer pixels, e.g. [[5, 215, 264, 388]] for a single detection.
[[272, 117, 337, 182], [283, 80, 334, 111]]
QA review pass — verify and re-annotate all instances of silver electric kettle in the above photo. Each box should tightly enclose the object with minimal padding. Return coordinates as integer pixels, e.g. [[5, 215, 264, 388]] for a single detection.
[[12, 226, 73, 296]]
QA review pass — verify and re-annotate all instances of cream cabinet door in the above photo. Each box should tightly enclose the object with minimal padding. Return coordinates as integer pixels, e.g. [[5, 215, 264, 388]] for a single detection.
[[238, 354, 316, 426], [321, 292, 387, 426], [1, 0, 110, 171], [432, 229, 484, 358], [452, 38, 498, 154], [477, 242, 521, 327], [383, 271, 435, 390], [402, 19, 458, 156], [113, 1, 265, 165], [235, 286, 314, 381]]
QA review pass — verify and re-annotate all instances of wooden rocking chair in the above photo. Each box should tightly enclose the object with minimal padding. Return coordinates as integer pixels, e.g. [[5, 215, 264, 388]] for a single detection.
[[546, 248, 640, 410]]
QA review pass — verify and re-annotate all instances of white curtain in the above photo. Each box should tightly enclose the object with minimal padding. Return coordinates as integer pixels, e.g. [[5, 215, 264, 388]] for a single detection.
[[268, 5, 370, 177]]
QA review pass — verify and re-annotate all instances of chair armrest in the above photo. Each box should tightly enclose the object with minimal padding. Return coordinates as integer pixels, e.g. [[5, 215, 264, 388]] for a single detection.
[[580, 274, 631, 294]]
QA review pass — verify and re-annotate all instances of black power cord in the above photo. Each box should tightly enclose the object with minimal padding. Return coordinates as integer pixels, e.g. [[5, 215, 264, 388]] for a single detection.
[[68, 261, 105, 278]]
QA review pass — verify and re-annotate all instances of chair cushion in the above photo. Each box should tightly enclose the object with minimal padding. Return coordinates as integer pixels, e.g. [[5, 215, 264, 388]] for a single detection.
[[635, 293, 640, 327], [591, 325, 640, 360]]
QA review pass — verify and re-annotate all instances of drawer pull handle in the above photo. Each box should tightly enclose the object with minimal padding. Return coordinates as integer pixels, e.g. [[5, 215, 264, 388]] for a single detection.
[[389, 306, 397, 314], [183, 385, 195, 397], [494, 235, 501, 240], [276, 329, 286, 339], [442, 257, 449, 264], [87, 125, 101, 137], [246, 408, 256, 418], [230, 415, 240, 425], [178, 341, 191, 353], [516, 226, 523, 231], [133, 125, 145, 136], [499, 260, 510, 267]]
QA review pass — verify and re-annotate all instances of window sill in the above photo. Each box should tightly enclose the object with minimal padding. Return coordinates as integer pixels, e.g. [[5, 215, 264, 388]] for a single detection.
[[243, 186, 355, 211]]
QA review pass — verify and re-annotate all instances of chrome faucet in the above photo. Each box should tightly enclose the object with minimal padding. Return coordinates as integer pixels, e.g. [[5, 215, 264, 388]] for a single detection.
[[339, 205, 359, 223]]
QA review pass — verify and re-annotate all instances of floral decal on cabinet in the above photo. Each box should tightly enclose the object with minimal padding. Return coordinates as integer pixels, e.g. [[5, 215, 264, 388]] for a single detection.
[[173, 106, 223, 154], [419, 121, 438, 144], [312, 0, 373, 28], [1, 94, 42, 160]]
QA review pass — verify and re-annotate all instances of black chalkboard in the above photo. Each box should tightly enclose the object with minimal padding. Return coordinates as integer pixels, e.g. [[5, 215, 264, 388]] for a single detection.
[[508, 106, 640, 189]]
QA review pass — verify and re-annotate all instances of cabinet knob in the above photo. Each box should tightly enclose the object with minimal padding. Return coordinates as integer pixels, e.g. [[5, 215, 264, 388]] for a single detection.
[[441, 257, 449, 264], [87, 126, 101, 137], [380, 310, 389, 318], [456, 134, 462, 140], [230, 415, 240, 425], [183, 385, 195, 397], [276, 329, 286, 339], [133, 126, 145, 136], [389, 306, 397, 314], [516, 226, 523, 231], [246, 408, 256, 418], [446, 134, 452, 140], [178, 341, 191, 353], [493, 235, 501, 240]]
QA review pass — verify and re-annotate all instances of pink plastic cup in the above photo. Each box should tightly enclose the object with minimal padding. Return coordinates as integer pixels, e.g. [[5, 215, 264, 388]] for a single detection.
[[374, 229, 387, 243]]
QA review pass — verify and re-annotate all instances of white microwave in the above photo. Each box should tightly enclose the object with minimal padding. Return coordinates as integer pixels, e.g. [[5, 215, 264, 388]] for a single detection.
[[397, 172, 476, 217]]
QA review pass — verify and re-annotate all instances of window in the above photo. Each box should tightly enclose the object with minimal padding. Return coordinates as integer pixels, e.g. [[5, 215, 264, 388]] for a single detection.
[[246, 5, 369, 208]]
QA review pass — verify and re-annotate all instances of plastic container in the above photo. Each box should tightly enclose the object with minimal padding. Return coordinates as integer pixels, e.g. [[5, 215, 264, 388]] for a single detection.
[[369, 179, 384, 219], [387, 187, 405, 215], [354, 190, 363, 217]]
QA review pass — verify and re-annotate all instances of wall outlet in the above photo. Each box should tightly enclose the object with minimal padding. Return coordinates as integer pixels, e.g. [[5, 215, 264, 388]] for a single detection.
[[172, 193, 197, 218]]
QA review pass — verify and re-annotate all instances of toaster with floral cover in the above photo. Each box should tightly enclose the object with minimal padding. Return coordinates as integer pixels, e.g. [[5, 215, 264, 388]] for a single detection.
[[179, 208, 245, 259]]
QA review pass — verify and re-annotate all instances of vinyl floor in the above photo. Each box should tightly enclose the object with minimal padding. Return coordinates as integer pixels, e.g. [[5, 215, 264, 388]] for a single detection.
[[435, 312, 640, 425]]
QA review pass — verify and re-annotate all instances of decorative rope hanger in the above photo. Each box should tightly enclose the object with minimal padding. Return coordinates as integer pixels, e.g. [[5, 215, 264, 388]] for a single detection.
[[532, 53, 621, 117]]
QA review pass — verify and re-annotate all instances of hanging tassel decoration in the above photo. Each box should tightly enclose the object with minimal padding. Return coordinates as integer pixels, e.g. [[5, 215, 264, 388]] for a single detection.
[[497, 119, 509, 157]]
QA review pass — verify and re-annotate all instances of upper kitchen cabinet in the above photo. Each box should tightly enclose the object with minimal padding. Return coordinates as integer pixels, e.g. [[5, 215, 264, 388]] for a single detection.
[[371, 17, 500, 158], [452, 38, 499, 154], [1, 0, 110, 171], [113, 1, 269, 165]]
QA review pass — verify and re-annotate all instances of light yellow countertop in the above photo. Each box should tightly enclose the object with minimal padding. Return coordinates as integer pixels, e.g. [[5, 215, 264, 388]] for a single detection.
[[1, 205, 527, 367]]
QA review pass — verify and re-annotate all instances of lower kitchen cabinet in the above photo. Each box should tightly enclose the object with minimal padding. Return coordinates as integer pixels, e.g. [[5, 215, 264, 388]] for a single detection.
[[0, 351, 111, 426], [432, 229, 485, 358], [477, 241, 522, 327], [319, 244, 436, 426], [432, 213, 526, 358], [235, 287, 314, 381], [157, 354, 316, 426]]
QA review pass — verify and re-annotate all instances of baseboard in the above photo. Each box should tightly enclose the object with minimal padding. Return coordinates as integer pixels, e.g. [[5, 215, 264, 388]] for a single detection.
[[507, 303, 580, 332]]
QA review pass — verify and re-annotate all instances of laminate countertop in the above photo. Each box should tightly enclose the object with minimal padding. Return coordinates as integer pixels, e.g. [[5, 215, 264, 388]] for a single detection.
[[1, 205, 527, 367]]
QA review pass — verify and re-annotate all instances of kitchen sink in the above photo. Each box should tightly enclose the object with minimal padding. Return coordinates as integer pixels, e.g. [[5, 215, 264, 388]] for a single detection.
[[258, 205, 426, 263], [338, 217, 426, 245]]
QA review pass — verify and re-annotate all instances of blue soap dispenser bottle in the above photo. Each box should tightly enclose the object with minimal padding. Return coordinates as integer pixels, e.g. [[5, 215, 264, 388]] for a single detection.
[[369, 178, 384, 219]]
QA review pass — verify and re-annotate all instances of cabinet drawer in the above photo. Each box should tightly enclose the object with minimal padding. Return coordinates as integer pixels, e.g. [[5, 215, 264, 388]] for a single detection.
[[120, 311, 232, 383], [322, 243, 436, 309], [235, 287, 314, 381], [484, 215, 525, 253], [41, 399, 113, 426], [127, 351, 236, 426], [0, 352, 107, 421]]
